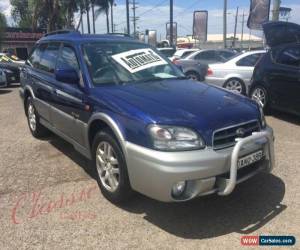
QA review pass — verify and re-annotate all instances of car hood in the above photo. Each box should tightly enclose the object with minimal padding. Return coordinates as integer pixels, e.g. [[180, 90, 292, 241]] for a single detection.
[[96, 79, 260, 145], [263, 21, 300, 47]]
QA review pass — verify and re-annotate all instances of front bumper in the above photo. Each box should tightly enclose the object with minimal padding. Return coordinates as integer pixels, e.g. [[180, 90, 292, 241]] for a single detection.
[[124, 126, 274, 202]]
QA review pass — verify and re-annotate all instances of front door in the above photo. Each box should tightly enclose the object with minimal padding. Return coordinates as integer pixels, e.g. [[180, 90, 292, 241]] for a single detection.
[[51, 44, 88, 146]]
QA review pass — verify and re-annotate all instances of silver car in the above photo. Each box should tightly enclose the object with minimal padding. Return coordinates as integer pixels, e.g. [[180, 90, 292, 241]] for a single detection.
[[205, 50, 266, 95]]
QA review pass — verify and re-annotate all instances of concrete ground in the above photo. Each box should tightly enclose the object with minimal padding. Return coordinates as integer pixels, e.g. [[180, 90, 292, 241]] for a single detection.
[[0, 85, 299, 249]]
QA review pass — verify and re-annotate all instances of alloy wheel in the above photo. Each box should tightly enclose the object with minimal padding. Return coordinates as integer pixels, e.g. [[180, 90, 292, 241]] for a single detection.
[[28, 103, 36, 131], [251, 87, 266, 107], [225, 79, 243, 94], [96, 141, 120, 192]]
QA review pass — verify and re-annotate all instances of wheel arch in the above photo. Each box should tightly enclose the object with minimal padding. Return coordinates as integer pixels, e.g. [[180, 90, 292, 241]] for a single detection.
[[23, 86, 35, 115], [87, 113, 126, 154], [185, 70, 201, 80]]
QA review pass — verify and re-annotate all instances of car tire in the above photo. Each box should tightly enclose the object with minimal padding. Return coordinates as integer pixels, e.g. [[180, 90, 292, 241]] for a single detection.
[[250, 85, 269, 112], [186, 71, 201, 81], [92, 129, 133, 204], [26, 97, 49, 138], [224, 78, 246, 95]]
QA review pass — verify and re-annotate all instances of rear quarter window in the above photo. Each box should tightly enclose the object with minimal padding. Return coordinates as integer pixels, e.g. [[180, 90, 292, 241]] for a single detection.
[[236, 53, 264, 67]]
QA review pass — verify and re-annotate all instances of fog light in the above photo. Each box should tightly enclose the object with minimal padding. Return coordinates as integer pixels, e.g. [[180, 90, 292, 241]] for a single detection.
[[171, 181, 186, 197]]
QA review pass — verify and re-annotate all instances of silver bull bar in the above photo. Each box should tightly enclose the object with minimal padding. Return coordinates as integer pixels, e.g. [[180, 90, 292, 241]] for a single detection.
[[217, 131, 275, 196]]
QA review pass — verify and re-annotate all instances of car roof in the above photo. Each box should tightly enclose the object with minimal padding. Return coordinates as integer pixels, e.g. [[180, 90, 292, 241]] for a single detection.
[[185, 48, 235, 58], [38, 31, 138, 45], [224, 50, 266, 63]]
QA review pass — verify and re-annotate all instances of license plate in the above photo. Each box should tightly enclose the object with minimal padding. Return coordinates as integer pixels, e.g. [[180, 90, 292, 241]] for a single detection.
[[238, 150, 263, 168]]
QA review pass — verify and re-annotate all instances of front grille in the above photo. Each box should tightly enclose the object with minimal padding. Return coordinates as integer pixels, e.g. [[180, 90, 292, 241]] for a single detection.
[[213, 120, 260, 150]]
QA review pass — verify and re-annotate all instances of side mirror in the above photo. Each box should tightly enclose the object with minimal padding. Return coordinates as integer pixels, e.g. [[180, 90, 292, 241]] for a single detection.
[[55, 67, 79, 84]]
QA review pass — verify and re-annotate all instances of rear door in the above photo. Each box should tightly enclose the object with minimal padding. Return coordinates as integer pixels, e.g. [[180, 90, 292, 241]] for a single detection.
[[194, 50, 218, 64], [51, 43, 88, 145], [27, 43, 60, 123], [269, 44, 300, 113], [235, 53, 264, 84]]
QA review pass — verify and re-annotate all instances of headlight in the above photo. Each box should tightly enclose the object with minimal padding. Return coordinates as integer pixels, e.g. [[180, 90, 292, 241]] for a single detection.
[[258, 105, 266, 128], [4, 69, 13, 74], [148, 125, 205, 151]]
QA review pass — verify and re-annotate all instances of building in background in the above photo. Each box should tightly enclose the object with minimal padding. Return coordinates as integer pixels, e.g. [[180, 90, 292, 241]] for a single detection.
[[1, 27, 45, 60]]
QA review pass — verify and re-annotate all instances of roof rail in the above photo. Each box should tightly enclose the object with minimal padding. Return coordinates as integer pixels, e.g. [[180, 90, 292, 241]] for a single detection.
[[105, 33, 131, 37], [44, 30, 80, 37]]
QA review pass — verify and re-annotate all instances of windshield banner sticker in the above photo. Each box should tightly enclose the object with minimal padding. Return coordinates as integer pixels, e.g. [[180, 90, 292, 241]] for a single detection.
[[111, 48, 167, 73]]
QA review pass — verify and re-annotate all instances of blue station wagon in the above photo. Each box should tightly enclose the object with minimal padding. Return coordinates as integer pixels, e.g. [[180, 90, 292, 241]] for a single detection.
[[19, 31, 275, 203]]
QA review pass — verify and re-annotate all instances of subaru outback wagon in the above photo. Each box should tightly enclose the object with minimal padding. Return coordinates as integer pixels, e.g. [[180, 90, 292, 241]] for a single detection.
[[20, 31, 275, 203]]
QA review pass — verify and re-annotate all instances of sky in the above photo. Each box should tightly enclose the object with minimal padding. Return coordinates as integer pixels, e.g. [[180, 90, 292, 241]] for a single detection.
[[1, 0, 300, 39]]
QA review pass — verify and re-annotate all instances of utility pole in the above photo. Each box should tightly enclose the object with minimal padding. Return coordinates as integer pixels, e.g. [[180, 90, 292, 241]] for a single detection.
[[113, 24, 118, 33], [272, 0, 281, 21], [241, 11, 245, 49], [223, 0, 227, 48], [232, 7, 239, 48], [111, 3, 114, 33], [132, 0, 139, 38], [126, 0, 130, 35], [170, 0, 174, 47]]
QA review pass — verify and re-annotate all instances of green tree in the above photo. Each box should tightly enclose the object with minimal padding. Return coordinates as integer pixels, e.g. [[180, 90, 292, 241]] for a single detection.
[[95, 0, 113, 33], [10, 0, 33, 28], [0, 13, 7, 50]]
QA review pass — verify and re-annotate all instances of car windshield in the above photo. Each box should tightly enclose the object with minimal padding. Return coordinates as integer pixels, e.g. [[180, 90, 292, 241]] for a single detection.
[[82, 42, 184, 86], [7, 54, 22, 61], [181, 50, 197, 59], [0, 55, 13, 63]]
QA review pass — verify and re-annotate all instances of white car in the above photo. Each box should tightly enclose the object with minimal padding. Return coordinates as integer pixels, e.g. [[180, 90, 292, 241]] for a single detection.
[[205, 50, 266, 95], [171, 48, 199, 61]]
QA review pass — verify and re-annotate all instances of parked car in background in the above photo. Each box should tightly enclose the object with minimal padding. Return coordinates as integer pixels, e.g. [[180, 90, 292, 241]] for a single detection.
[[0, 69, 7, 88], [20, 31, 274, 203], [171, 48, 199, 62], [0, 62, 21, 85], [183, 49, 236, 65], [0, 53, 25, 64], [157, 47, 176, 59], [249, 21, 300, 115], [173, 59, 208, 81], [205, 50, 265, 95]]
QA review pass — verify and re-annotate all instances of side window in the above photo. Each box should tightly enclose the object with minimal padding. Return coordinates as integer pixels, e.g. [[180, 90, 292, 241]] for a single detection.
[[195, 51, 216, 60], [56, 45, 80, 71], [236, 53, 263, 67], [39, 43, 60, 73], [218, 51, 235, 60], [181, 51, 193, 58], [276, 46, 300, 67], [27, 44, 46, 68]]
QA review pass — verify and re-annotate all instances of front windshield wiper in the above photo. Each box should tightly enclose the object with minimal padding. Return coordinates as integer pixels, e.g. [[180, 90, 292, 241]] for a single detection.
[[122, 76, 187, 85]]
